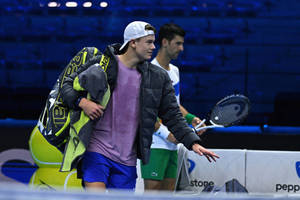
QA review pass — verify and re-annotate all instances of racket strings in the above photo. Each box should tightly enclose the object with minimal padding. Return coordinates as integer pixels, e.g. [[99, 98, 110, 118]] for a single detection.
[[194, 95, 250, 132], [210, 97, 250, 127]]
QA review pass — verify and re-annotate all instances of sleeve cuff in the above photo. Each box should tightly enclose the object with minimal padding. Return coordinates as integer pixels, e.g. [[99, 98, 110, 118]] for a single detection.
[[76, 97, 83, 108], [154, 124, 170, 140], [185, 113, 196, 124]]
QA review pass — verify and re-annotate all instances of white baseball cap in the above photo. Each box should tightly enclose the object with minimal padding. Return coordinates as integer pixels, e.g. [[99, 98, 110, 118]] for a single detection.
[[119, 21, 155, 51]]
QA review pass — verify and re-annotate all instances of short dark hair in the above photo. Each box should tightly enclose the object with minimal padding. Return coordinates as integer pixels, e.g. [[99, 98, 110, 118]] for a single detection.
[[145, 23, 156, 33], [158, 23, 185, 46]]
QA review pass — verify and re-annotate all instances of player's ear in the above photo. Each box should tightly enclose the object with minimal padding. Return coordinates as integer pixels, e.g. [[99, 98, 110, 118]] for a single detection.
[[162, 38, 169, 47], [129, 40, 136, 49]]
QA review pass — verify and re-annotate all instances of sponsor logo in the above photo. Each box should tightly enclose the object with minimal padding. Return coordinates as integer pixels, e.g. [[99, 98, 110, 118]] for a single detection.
[[100, 55, 109, 72], [187, 159, 214, 188], [296, 161, 300, 178], [151, 172, 158, 177], [190, 179, 214, 188], [274, 162, 300, 193], [267, 161, 300, 193], [187, 159, 195, 174], [276, 184, 300, 193]]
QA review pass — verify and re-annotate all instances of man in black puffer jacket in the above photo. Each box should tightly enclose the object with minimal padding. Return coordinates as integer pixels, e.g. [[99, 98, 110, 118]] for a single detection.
[[61, 21, 219, 191]]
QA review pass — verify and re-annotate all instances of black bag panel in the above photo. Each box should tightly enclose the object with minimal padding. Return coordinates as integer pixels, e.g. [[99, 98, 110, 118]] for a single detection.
[[202, 178, 248, 193]]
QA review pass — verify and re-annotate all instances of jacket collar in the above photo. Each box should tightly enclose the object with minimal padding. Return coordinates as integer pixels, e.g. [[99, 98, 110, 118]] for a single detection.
[[106, 43, 149, 73]]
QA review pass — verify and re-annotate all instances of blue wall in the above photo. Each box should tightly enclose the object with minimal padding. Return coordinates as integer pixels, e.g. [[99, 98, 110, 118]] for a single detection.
[[1, 0, 300, 126]]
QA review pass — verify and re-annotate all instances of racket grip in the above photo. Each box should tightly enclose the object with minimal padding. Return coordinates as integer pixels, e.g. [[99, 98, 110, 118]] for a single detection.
[[196, 125, 224, 132], [189, 124, 198, 134], [194, 119, 206, 130]]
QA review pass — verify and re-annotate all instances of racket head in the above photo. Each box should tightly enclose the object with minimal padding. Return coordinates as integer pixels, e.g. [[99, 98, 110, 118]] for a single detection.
[[209, 94, 250, 127]]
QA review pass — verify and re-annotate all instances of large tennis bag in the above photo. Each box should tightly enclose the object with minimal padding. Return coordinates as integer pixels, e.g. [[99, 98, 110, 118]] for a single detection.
[[37, 47, 110, 152]]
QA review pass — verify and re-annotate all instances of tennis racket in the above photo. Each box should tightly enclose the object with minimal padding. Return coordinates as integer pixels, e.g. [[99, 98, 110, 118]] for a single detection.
[[194, 94, 250, 132]]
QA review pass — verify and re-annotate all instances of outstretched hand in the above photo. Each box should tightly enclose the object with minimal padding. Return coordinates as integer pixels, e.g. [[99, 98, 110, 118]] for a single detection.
[[192, 143, 219, 162]]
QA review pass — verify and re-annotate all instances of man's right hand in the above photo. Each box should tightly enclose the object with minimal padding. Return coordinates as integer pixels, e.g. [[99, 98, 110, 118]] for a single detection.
[[167, 133, 178, 144], [192, 117, 206, 136], [79, 98, 104, 120]]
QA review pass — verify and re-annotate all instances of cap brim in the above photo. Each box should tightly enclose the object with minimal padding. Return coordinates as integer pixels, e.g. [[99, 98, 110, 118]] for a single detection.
[[119, 41, 129, 51]]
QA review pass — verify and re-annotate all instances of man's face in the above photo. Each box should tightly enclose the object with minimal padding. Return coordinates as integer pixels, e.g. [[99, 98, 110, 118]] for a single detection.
[[165, 35, 184, 60], [134, 34, 156, 61]]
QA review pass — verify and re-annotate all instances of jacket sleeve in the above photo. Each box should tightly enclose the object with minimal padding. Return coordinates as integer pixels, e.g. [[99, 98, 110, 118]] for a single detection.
[[158, 72, 201, 150], [61, 63, 108, 109], [60, 50, 102, 109], [61, 72, 82, 109]]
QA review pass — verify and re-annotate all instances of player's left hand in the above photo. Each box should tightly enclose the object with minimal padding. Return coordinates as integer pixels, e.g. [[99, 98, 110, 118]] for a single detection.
[[192, 117, 206, 135]]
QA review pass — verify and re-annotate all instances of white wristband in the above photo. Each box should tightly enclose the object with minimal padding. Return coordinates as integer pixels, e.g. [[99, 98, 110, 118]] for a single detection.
[[155, 124, 170, 140]]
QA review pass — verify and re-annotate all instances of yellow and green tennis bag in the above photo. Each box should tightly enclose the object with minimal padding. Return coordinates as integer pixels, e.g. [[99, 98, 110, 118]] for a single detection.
[[36, 47, 110, 152]]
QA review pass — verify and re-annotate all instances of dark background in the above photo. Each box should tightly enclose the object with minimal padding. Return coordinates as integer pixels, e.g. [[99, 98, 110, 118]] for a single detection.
[[1, 0, 300, 151]]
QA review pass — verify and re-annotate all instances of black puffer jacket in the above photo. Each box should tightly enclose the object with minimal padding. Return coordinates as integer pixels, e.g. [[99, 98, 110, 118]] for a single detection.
[[61, 44, 201, 165]]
